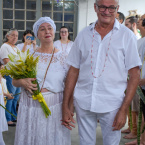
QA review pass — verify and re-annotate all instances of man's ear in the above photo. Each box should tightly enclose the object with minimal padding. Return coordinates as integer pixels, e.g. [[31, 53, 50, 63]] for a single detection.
[[94, 3, 97, 13], [120, 19, 123, 24], [132, 22, 136, 28], [117, 5, 120, 12]]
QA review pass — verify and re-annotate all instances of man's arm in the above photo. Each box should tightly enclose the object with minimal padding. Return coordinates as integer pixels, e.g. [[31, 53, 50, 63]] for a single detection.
[[112, 66, 140, 131], [62, 66, 79, 130]]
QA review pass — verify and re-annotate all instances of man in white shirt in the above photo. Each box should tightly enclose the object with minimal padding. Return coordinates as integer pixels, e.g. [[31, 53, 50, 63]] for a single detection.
[[125, 16, 141, 40], [62, 0, 141, 145]]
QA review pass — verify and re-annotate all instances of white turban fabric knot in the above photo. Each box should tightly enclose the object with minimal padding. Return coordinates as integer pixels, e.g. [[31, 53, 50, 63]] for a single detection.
[[33, 17, 56, 38]]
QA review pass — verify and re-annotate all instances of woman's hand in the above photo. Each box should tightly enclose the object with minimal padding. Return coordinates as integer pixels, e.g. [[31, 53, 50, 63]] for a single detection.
[[62, 103, 75, 130], [13, 78, 37, 94], [32, 39, 37, 50], [5, 93, 14, 100], [24, 37, 31, 46], [21, 78, 38, 94], [32, 39, 36, 46], [2, 58, 9, 64]]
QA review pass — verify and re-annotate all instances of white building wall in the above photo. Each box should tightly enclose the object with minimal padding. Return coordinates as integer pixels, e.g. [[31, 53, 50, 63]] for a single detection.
[[77, 0, 145, 33]]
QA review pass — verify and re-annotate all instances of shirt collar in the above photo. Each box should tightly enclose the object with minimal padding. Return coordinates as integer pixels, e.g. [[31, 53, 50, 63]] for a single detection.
[[90, 18, 120, 31]]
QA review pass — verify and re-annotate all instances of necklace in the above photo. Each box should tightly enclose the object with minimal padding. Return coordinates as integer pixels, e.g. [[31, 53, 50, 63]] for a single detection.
[[40, 47, 55, 91], [91, 27, 113, 78], [61, 40, 68, 51], [6, 42, 18, 53]]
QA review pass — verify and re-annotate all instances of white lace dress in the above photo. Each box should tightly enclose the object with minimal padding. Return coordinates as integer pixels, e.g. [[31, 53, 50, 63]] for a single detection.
[[14, 50, 70, 145], [54, 40, 73, 55]]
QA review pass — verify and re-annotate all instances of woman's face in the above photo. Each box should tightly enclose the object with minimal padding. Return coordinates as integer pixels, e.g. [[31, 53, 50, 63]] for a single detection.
[[24, 33, 32, 42], [7, 31, 18, 45], [37, 23, 55, 43], [60, 28, 69, 40]]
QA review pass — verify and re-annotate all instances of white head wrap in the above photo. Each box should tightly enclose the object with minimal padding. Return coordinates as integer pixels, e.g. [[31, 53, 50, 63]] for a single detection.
[[33, 17, 56, 38]]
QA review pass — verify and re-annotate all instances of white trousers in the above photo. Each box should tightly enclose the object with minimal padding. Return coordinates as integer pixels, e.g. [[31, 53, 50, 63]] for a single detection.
[[0, 132, 5, 145], [74, 100, 121, 145]]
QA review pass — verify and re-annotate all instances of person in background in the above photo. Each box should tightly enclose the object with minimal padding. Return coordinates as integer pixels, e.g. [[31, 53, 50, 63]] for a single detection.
[[17, 30, 37, 53], [0, 28, 21, 126], [116, 11, 125, 24], [54, 26, 73, 55], [125, 14, 145, 145], [122, 15, 141, 140], [0, 62, 14, 145], [125, 15, 141, 40]]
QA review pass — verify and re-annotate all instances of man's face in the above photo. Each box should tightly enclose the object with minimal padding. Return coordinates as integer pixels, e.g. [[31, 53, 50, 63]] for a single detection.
[[116, 13, 123, 24], [94, 0, 119, 25], [125, 19, 133, 31], [137, 14, 145, 30]]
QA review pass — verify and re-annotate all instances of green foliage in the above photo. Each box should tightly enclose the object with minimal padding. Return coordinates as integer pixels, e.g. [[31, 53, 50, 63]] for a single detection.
[[0, 50, 51, 117], [137, 99, 143, 145], [0, 51, 39, 80]]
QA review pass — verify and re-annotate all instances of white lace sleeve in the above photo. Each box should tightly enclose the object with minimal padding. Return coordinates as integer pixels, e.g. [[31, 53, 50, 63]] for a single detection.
[[59, 51, 70, 76]]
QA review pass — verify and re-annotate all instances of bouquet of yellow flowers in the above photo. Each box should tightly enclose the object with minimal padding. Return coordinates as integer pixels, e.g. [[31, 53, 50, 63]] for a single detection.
[[0, 50, 51, 118]]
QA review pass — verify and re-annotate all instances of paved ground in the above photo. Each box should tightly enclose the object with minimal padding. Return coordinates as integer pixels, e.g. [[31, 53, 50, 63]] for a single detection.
[[3, 114, 134, 145]]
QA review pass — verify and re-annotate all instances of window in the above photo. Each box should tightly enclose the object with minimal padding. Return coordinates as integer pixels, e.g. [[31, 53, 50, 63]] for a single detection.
[[41, 0, 77, 40], [2, 0, 78, 42], [3, 0, 36, 41]]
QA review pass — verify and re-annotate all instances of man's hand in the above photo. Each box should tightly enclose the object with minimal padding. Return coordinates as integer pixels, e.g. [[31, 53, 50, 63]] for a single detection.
[[61, 104, 76, 130], [139, 78, 145, 86], [112, 109, 127, 131]]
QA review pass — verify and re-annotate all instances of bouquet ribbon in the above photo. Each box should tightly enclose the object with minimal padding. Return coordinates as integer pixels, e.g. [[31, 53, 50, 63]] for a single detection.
[[32, 92, 51, 117], [32, 92, 44, 102]]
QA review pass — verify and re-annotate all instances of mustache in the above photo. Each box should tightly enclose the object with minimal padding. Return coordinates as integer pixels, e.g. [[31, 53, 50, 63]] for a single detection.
[[101, 13, 111, 17]]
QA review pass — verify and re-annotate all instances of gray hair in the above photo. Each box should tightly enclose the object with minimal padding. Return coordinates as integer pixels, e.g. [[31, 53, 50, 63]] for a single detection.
[[95, 0, 119, 4], [3, 28, 18, 43]]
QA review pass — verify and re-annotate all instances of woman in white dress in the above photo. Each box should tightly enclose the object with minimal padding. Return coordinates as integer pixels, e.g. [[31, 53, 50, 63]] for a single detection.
[[0, 63, 14, 145], [0, 80, 7, 145], [0, 28, 21, 126], [13, 17, 71, 145], [17, 30, 38, 53], [54, 26, 73, 55]]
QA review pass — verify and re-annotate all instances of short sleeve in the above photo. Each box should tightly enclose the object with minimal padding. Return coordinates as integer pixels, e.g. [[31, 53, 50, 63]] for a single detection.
[[58, 51, 70, 75], [54, 40, 60, 50], [17, 43, 23, 51], [0, 44, 10, 59], [125, 35, 142, 70], [67, 36, 81, 69]]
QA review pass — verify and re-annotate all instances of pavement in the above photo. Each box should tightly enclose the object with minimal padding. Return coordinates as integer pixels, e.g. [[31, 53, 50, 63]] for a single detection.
[[3, 114, 134, 145]]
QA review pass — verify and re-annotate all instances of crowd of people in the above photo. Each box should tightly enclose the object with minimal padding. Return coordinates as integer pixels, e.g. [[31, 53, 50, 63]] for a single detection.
[[0, 0, 145, 145]]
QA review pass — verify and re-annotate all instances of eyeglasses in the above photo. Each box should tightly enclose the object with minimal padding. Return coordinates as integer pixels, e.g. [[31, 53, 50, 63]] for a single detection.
[[60, 31, 68, 34], [96, 4, 118, 13], [10, 34, 18, 37]]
